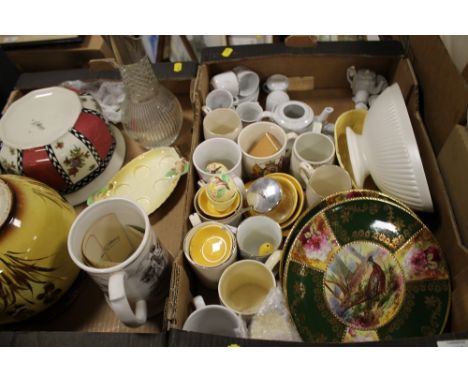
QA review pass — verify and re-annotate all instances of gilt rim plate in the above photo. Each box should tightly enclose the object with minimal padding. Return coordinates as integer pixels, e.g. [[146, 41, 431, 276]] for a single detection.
[[283, 197, 450, 343]]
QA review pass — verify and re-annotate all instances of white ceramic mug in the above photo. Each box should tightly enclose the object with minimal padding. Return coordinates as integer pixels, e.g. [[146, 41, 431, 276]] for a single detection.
[[266, 90, 290, 112], [237, 121, 297, 179], [236, 216, 282, 262], [183, 220, 237, 289], [67, 198, 170, 327], [202, 89, 235, 115], [263, 74, 289, 93], [236, 102, 265, 126], [290, 132, 336, 187], [192, 138, 243, 181], [183, 295, 247, 338], [301, 164, 353, 208], [210, 71, 239, 97], [203, 108, 242, 141], [218, 254, 280, 320], [237, 70, 260, 97]]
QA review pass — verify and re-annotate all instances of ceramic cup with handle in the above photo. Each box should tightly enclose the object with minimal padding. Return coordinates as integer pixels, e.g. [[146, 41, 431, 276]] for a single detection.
[[183, 295, 247, 338], [218, 253, 281, 320], [236, 102, 265, 126], [67, 197, 171, 327], [237, 121, 297, 179], [210, 71, 239, 97], [301, 164, 353, 208], [236, 216, 282, 262], [202, 89, 235, 115], [203, 108, 242, 141], [193, 137, 243, 181], [236, 70, 260, 98], [290, 132, 336, 188], [183, 220, 237, 289]]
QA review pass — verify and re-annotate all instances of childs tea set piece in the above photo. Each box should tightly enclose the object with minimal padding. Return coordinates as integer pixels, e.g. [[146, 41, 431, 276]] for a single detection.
[[0, 87, 126, 206]]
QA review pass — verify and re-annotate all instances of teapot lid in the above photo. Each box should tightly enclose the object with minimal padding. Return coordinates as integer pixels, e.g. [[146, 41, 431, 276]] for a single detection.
[[0, 178, 13, 229]]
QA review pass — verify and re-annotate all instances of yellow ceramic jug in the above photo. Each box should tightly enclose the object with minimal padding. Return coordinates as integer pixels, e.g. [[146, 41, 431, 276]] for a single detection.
[[0, 175, 79, 324]]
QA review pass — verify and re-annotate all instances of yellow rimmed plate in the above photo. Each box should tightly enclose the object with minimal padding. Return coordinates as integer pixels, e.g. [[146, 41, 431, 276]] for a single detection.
[[197, 187, 241, 218], [88, 147, 188, 215]]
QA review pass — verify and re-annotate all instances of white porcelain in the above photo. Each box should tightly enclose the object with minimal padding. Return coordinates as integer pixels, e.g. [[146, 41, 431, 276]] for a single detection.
[[237, 122, 297, 179], [263, 101, 314, 134], [236, 216, 282, 261], [265, 90, 289, 112], [237, 70, 260, 97], [263, 74, 289, 93], [203, 108, 242, 141], [236, 102, 265, 126], [192, 137, 243, 181], [183, 221, 237, 289], [346, 66, 388, 109], [65, 124, 126, 206], [301, 164, 353, 208], [210, 71, 239, 97], [218, 256, 280, 320], [67, 198, 170, 327], [202, 89, 235, 115], [346, 83, 433, 212], [183, 295, 247, 338], [235, 86, 260, 105], [290, 132, 335, 187]]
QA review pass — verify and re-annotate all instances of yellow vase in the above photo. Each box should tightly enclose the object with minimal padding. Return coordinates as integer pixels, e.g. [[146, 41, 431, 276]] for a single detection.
[[0, 175, 79, 324]]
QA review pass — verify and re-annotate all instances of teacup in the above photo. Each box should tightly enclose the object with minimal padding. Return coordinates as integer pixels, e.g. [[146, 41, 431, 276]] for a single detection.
[[301, 164, 353, 208], [237, 122, 297, 179], [263, 74, 289, 93], [218, 254, 280, 319], [210, 71, 239, 97], [290, 132, 336, 188], [67, 198, 171, 327], [193, 138, 243, 181], [237, 70, 260, 97], [183, 221, 237, 288], [266, 90, 290, 112], [203, 108, 242, 141], [236, 216, 282, 262], [236, 102, 265, 126], [202, 89, 235, 115], [183, 295, 247, 338]]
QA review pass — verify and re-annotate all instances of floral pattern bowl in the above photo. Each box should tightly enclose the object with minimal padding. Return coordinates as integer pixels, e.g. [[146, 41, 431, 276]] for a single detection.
[[0, 87, 116, 195]]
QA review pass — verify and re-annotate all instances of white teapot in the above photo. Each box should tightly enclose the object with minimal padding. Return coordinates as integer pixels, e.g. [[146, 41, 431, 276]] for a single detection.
[[263, 100, 334, 134], [346, 66, 388, 109]]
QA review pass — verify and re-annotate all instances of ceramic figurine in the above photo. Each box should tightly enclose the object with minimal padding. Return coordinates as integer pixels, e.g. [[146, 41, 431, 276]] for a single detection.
[[0, 175, 79, 324], [346, 66, 388, 109]]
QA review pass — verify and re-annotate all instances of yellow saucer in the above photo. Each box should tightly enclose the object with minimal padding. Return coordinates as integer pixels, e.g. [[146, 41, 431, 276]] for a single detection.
[[246, 173, 298, 225], [334, 109, 377, 189], [272, 173, 304, 229], [189, 224, 233, 267], [197, 187, 241, 218]]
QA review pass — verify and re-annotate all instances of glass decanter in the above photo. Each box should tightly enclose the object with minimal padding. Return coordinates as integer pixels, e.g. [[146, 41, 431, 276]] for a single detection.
[[106, 36, 183, 148]]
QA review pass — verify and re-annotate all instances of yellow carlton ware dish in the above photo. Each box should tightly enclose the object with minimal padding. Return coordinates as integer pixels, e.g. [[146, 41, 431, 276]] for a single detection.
[[334, 109, 378, 190], [197, 187, 241, 218], [269, 173, 304, 229], [189, 224, 233, 267], [88, 147, 188, 215], [247, 173, 298, 225], [0, 175, 79, 324]]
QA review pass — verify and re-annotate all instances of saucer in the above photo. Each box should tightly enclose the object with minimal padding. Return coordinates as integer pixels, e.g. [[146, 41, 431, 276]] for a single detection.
[[197, 187, 241, 218], [270, 173, 304, 229], [189, 224, 233, 267], [88, 146, 188, 215], [65, 124, 126, 206]]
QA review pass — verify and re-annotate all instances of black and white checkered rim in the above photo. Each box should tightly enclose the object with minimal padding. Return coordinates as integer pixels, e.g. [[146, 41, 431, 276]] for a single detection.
[[16, 149, 23, 175], [70, 128, 102, 166]]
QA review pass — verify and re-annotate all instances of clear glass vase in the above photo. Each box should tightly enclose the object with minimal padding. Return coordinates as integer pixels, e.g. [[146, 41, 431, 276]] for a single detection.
[[119, 56, 183, 148]]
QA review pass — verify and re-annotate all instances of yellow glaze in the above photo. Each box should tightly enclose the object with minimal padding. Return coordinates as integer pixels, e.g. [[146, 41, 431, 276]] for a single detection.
[[0, 175, 79, 324], [189, 224, 233, 267], [197, 187, 240, 218]]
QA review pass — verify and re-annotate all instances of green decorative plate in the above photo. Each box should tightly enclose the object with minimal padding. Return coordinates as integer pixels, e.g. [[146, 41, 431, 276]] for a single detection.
[[283, 197, 450, 343]]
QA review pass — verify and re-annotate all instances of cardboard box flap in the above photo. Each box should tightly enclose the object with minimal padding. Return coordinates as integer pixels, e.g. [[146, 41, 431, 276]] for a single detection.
[[407, 36, 468, 154]]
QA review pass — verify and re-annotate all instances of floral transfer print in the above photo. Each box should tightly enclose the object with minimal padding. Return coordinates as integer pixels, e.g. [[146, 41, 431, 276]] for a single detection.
[[324, 242, 405, 330], [63, 146, 91, 177], [343, 327, 379, 343], [290, 214, 339, 271], [252, 157, 283, 178], [395, 229, 449, 282]]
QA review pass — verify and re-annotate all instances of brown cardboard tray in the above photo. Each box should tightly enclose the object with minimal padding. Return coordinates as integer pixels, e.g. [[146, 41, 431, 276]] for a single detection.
[[166, 42, 468, 346]]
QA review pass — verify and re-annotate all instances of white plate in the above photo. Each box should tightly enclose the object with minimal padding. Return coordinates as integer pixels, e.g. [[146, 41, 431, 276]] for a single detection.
[[0, 87, 81, 150], [64, 124, 126, 206]]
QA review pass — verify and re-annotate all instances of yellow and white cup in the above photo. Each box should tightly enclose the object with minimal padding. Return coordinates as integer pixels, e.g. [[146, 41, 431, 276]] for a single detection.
[[183, 221, 237, 289]]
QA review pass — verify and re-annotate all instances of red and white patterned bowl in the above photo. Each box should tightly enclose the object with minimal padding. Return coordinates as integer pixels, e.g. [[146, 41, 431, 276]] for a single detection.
[[0, 87, 115, 194]]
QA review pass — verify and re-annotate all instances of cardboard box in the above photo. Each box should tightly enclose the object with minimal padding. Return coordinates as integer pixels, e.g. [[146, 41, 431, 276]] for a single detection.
[[4, 36, 114, 72], [166, 40, 468, 345], [0, 62, 199, 345]]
